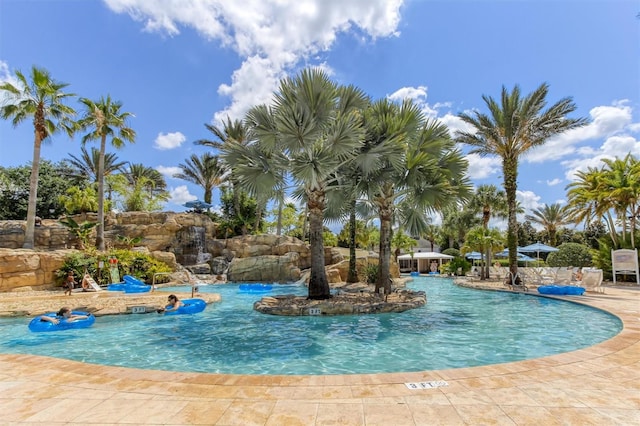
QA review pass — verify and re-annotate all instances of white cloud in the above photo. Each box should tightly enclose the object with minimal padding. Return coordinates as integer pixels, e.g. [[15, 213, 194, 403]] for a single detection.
[[562, 134, 640, 181], [169, 185, 197, 205], [388, 85, 438, 117], [465, 153, 502, 179], [0, 60, 22, 103], [546, 178, 562, 186], [153, 131, 186, 150], [156, 165, 182, 178], [104, 0, 404, 123], [438, 112, 477, 137], [527, 101, 636, 163]]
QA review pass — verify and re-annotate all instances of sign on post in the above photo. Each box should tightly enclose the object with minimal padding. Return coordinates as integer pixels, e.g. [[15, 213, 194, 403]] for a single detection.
[[611, 248, 639, 285]]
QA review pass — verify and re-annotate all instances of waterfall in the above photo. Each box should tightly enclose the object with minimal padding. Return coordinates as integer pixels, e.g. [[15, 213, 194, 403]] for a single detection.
[[174, 226, 212, 266]]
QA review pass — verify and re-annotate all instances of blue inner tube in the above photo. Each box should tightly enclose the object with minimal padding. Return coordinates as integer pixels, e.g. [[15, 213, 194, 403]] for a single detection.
[[238, 283, 273, 293], [28, 311, 95, 332], [164, 298, 206, 315], [410, 272, 420, 276], [124, 285, 151, 293], [537, 285, 585, 296]]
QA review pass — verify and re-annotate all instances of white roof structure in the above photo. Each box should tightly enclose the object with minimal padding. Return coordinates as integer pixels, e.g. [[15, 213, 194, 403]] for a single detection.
[[397, 252, 453, 260]]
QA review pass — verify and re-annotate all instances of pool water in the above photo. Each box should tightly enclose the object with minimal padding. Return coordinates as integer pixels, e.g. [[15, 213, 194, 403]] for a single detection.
[[0, 277, 622, 375]]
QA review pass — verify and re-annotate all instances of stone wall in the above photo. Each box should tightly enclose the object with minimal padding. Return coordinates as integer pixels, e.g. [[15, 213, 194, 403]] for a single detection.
[[0, 249, 75, 291]]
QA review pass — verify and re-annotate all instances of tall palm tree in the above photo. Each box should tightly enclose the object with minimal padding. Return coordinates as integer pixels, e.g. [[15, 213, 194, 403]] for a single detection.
[[174, 153, 226, 205], [77, 96, 135, 251], [0, 66, 76, 248], [467, 184, 508, 278], [600, 154, 640, 247], [195, 117, 249, 218], [222, 68, 368, 299], [456, 83, 587, 280], [66, 146, 127, 183], [525, 203, 570, 247], [362, 99, 472, 293], [565, 167, 617, 242]]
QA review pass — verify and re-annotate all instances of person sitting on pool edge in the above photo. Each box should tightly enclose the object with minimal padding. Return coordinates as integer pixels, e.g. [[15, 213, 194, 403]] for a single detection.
[[40, 307, 88, 325], [157, 294, 184, 314]]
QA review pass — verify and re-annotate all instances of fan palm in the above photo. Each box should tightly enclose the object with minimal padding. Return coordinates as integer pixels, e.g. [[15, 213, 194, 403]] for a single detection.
[[0, 66, 76, 248], [222, 68, 368, 299], [361, 99, 472, 293], [174, 153, 226, 205], [456, 83, 587, 279], [77, 96, 135, 251]]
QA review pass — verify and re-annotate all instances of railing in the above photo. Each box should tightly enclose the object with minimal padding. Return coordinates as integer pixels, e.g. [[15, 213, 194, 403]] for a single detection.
[[152, 271, 198, 297]]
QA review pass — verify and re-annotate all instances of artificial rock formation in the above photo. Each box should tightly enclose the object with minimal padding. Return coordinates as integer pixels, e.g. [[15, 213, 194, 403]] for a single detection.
[[254, 288, 427, 316]]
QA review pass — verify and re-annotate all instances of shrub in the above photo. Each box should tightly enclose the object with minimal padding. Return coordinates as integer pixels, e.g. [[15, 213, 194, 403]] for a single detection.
[[56, 249, 172, 287], [546, 242, 592, 267], [363, 263, 379, 284], [445, 257, 471, 276], [442, 248, 460, 257]]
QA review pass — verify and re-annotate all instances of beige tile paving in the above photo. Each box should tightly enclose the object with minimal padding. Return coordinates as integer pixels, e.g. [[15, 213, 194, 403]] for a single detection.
[[0, 286, 638, 425]]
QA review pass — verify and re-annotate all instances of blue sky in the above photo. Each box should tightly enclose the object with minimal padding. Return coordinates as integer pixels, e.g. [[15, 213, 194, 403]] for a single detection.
[[1, 0, 638, 231]]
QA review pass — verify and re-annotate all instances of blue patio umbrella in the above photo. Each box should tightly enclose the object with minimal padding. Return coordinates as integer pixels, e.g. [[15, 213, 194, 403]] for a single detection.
[[495, 247, 526, 258], [465, 251, 483, 260], [520, 242, 559, 261], [183, 200, 212, 211]]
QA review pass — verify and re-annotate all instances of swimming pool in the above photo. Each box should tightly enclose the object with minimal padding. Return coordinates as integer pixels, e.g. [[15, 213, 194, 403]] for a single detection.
[[0, 277, 622, 375]]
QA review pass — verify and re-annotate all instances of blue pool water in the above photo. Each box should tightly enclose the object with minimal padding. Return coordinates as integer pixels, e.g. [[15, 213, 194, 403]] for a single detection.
[[0, 277, 622, 375]]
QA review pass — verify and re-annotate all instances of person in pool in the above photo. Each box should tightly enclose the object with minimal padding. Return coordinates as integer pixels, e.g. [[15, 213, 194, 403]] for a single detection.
[[157, 294, 184, 314], [40, 307, 88, 325]]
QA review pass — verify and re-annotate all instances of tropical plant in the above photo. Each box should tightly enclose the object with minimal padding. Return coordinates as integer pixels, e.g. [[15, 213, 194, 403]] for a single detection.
[[222, 68, 368, 299], [0, 66, 77, 248], [59, 216, 97, 250], [195, 117, 249, 219], [66, 146, 127, 183], [361, 99, 472, 293], [460, 226, 505, 280], [174, 153, 226, 206], [525, 203, 571, 247], [58, 185, 98, 214], [456, 83, 587, 279], [124, 163, 167, 198], [77, 95, 135, 251], [108, 172, 168, 212]]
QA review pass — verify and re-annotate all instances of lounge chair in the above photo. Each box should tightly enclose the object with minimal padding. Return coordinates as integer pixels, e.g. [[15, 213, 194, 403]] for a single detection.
[[581, 268, 604, 294], [553, 267, 574, 285]]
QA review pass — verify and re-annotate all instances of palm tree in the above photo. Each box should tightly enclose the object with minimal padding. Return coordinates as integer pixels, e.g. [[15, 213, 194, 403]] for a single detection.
[[600, 154, 640, 247], [0, 66, 76, 248], [66, 146, 127, 183], [456, 83, 587, 280], [362, 99, 472, 293], [195, 117, 249, 217], [467, 184, 508, 278], [525, 203, 570, 247], [222, 68, 368, 299], [77, 96, 135, 251], [126, 163, 167, 198], [174, 153, 226, 206]]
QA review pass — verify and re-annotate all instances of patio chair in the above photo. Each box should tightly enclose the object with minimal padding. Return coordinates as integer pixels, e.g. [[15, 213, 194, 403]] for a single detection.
[[553, 267, 574, 285], [581, 268, 604, 294], [505, 270, 528, 292]]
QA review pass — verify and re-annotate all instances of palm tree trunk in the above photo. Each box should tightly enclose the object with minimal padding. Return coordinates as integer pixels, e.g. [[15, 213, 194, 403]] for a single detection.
[[504, 158, 519, 279], [96, 135, 106, 251], [347, 199, 358, 283], [276, 199, 283, 236], [23, 136, 43, 249], [376, 191, 394, 295], [307, 190, 330, 300]]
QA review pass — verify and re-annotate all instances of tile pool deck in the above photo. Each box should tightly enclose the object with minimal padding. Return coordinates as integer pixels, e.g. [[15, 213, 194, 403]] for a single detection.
[[1, 286, 638, 425]]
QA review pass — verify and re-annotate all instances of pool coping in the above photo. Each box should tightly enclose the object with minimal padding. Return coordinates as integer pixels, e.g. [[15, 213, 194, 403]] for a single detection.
[[1, 285, 639, 424]]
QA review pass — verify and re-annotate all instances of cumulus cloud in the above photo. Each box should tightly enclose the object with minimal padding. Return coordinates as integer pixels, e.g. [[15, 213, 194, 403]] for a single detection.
[[545, 178, 562, 186], [465, 153, 502, 180], [104, 0, 404, 123], [562, 134, 640, 181], [153, 132, 186, 150], [527, 101, 636, 163], [0, 60, 22, 102], [169, 185, 197, 205], [156, 165, 182, 178], [388, 85, 439, 117]]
